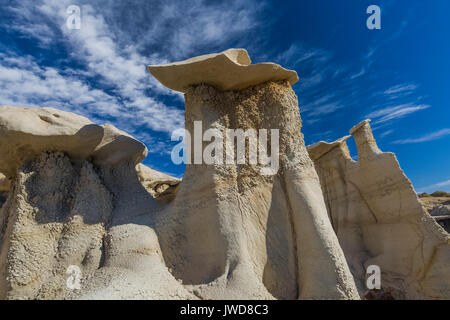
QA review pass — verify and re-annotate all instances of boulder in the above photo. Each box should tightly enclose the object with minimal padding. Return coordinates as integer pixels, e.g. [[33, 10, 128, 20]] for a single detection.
[[420, 196, 450, 215], [0, 106, 147, 177], [136, 163, 180, 201], [430, 205, 450, 217]]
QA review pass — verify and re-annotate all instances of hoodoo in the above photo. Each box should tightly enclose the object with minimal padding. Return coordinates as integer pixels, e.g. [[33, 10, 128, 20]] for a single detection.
[[308, 120, 450, 299], [148, 49, 359, 299], [1, 49, 447, 300], [0, 49, 360, 300]]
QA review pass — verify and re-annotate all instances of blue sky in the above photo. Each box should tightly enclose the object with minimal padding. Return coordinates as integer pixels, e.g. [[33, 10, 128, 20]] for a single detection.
[[0, 0, 449, 192]]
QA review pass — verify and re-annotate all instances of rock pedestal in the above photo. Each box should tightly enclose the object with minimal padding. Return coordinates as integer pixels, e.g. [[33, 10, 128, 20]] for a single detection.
[[0, 107, 192, 299]]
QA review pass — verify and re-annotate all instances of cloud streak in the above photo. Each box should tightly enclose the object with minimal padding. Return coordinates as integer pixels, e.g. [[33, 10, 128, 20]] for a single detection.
[[393, 128, 450, 144], [367, 103, 430, 124], [384, 83, 417, 95], [418, 179, 450, 193], [1, 0, 267, 137]]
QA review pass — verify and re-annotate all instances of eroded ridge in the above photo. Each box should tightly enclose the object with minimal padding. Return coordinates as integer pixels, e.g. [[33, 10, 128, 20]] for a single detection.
[[149, 49, 359, 300], [308, 120, 450, 299]]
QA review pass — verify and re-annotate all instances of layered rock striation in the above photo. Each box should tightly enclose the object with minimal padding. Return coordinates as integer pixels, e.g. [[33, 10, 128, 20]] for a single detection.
[[0, 107, 192, 299], [1, 48, 448, 300], [148, 49, 358, 300], [308, 120, 450, 299], [0, 49, 360, 300]]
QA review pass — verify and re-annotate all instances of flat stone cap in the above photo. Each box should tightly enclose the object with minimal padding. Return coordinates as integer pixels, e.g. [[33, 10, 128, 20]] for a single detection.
[[349, 119, 371, 134], [0, 106, 148, 177], [148, 48, 299, 93], [307, 135, 351, 160]]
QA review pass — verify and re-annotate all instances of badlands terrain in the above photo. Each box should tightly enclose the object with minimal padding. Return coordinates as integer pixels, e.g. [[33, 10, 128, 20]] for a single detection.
[[0, 49, 448, 300], [419, 193, 450, 233]]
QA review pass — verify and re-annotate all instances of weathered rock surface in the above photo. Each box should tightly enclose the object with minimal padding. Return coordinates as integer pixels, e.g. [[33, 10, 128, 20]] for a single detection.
[[136, 164, 180, 201], [3, 48, 448, 300], [1, 49, 360, 300], [147, 49, 358, 300], [430, 205, 450, 218], [0, 174, 10, 192], [420, 197, 450, 233], [0, 106, 148, 178], [0, 151, 192, 299], [148, 48, 299, 93], [0, 173, 9, 209], [420, 197, 450, 216], [308, 120, 450, 299], [0, 106, 193, 299]]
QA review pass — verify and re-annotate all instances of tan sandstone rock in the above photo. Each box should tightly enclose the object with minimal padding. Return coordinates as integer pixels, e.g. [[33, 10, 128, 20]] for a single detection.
[[1, 49, 360, 300], [0, 107, 193, 300], [147, 50, 359, 300], [147, 48, 299, 92], [420, 196, 450, 233], [136, 164, 180, 201], [308, 120, 450, 299], [0, 151, 193, 300], [0, 173, 8, 210], [0, 106, 148, 178]]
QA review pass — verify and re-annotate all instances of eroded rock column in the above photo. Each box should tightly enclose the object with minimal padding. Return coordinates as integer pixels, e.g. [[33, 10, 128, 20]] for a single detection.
[[308, 119, 450, 299], [0, 106, 192, 299], [149, 49, 359, 299]]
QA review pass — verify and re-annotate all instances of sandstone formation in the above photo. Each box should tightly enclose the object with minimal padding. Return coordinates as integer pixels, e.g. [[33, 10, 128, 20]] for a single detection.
[[149, 49, 358, 300], [308, 120, 450, 299], [0, 174, 10, 192], [0, 173, 9, 209], [1, 48, 448, 300], [136, 164, 180, 201], [0, 49, 360, 300], [0, 106, 147, 178], [420, 196, 450, 233]]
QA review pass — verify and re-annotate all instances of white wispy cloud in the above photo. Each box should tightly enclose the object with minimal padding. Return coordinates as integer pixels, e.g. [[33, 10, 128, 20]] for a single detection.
[[274, 42, 355, 124], [418, 179, 450, 193], [393, 128, 450, 144], [0, 52, 121, 117], [1, 0, 266, 136], [307, 130, 335, 145], [349, 68, 366, 80], [379, 129, 394, 138], [276, 43, 331, 68], [384, 83, 417, 95], [366, 103, 430, 124], [275, 41, 427, 128]]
